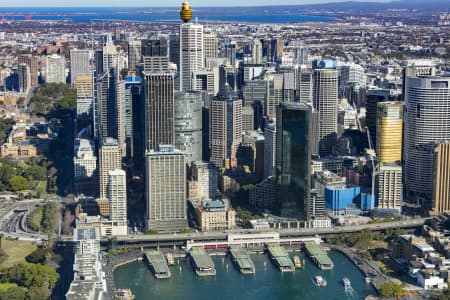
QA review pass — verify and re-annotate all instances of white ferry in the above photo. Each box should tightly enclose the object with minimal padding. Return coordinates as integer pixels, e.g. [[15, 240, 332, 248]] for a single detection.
[[313, 275, 327, 287], [342, 277, 351, 288]]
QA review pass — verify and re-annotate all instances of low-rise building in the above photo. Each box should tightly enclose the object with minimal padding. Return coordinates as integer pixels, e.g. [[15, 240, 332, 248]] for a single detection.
[[192, 198, 235, 232]]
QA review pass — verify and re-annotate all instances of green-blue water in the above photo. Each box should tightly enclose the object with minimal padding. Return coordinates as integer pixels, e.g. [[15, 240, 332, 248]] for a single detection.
[[114, 250, 376, 300]]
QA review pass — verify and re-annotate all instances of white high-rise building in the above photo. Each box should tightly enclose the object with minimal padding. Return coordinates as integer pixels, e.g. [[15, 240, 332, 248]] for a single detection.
[[70, 49, 92, 84], [145, 145, 187, 232], [99, 138, 121, 200], [376, 163, 402, 213], [45, 54, 66, 83], [107, 169, 127, 230], [203, 28, 217, 63], [313, 68, 338, 156], [180, 22, 204, 91], [103, 35, 120, 71]]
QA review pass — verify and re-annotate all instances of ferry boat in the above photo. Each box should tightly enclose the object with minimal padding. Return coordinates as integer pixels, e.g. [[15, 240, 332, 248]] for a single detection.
[[292, 255, 302, 269], [114, 288, 135, 300], [342, 277, 351, 288], [166, 253, 175, 266], [313, 275, 327, 287]]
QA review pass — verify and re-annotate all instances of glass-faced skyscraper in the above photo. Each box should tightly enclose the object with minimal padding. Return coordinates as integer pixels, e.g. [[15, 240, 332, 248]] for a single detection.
[[276, 102, 312, 220], [404, 76, 450, 209]]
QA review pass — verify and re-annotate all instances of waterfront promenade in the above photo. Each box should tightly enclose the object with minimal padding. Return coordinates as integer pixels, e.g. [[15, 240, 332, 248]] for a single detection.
[[104, 250, 143, 297], [329, 244, 390, 294]]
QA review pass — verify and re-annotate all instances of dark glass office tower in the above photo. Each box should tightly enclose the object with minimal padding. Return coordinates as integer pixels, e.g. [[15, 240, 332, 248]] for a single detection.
[[276, 102, 312, 220]]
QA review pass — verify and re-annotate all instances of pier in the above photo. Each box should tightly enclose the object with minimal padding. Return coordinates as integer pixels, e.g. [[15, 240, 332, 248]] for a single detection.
[[229, 245, 256, 274], [266, 244, 295, 272], [144, 250, 171, 279], [304, 242, 334, 270], [189, 247, 216, 276]]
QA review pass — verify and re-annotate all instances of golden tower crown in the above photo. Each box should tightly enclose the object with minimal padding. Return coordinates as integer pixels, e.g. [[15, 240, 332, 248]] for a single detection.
[[180, 2, 193, 23]]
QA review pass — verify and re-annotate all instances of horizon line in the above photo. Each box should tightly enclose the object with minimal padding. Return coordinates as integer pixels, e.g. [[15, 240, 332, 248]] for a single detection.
[[0, 1, 396, 9]]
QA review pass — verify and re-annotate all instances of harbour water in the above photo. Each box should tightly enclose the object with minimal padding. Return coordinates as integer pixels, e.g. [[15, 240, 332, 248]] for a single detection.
[[0, 8, 334, 23], [114, 250, 376, 300]]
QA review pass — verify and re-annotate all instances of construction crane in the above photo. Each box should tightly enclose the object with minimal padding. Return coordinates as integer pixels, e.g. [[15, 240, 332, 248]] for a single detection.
[[365, 126, 378, 210]]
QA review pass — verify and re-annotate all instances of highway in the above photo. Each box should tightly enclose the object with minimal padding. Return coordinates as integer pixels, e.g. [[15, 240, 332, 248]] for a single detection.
[[55, 217, 426, 246], [0, 199, 48, 241]]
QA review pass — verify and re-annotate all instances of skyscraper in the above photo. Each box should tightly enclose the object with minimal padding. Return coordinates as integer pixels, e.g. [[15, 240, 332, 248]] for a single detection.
[[17, 63, 30, 94], [312, 68, 338, 156], [145, 145, 187, 232], [45, 54, 66, 83], [102, 35, 122, 73], [180, 22, 204, 91], [107, 169, 127, 235], [75, 74, 93, 116], [99, 138, 121, 200], [95, 68, 126, 152], [141, 39, 169, 72], [223, 42, 237, 67], [169, 34, 180, 67], [124, 74, 142, 160], [203, 28, 218, 63], [191, 161, 218, 199], [376, 163, 403, 213], [404, 76, 450, 208], [264, 121, 276, 178], [265, 73, 284, 119], [252, 39, 263, 65], [209, 91, 242, 168], [70, 49, 92, 84], [174, 91, 203, 163], [297, 69, 312, 103], [192, 69, 218, 95], [276, 102, 313, 220], [431, 141, 450, 215], [376, 102, 403, 163], [18, 54, 38, 87], [366, 89, 391, 148], [293, 44, 308, 65], [74, 139, 97, 196], [127, 40, 142, 71], [143, 72, 175, 152]]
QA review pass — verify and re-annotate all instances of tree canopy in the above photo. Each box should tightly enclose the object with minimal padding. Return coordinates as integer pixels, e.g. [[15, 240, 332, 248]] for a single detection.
[[379, 280, 405, 297]]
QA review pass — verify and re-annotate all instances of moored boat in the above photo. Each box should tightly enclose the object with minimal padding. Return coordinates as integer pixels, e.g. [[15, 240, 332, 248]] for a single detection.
[[166, 253, 175, 266], [292, 255, 302, 268], [114, 288, 135, 300]]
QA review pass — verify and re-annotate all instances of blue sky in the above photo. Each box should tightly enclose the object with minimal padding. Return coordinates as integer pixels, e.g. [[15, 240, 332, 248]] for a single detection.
[[0, 0, 392, 7]]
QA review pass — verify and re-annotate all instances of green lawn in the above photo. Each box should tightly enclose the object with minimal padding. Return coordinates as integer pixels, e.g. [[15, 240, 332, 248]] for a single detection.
[[0, 239, 37, 268], [28, 207, 43, 232]]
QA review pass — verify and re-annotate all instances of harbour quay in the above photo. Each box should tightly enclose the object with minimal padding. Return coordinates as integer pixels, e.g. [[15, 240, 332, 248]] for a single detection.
[[229, 245, 256, 274], [266, 244, 295, 272], [144, 250, 171, 279], [304, 242, 334, 270], [189, 246, 216, 276]]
